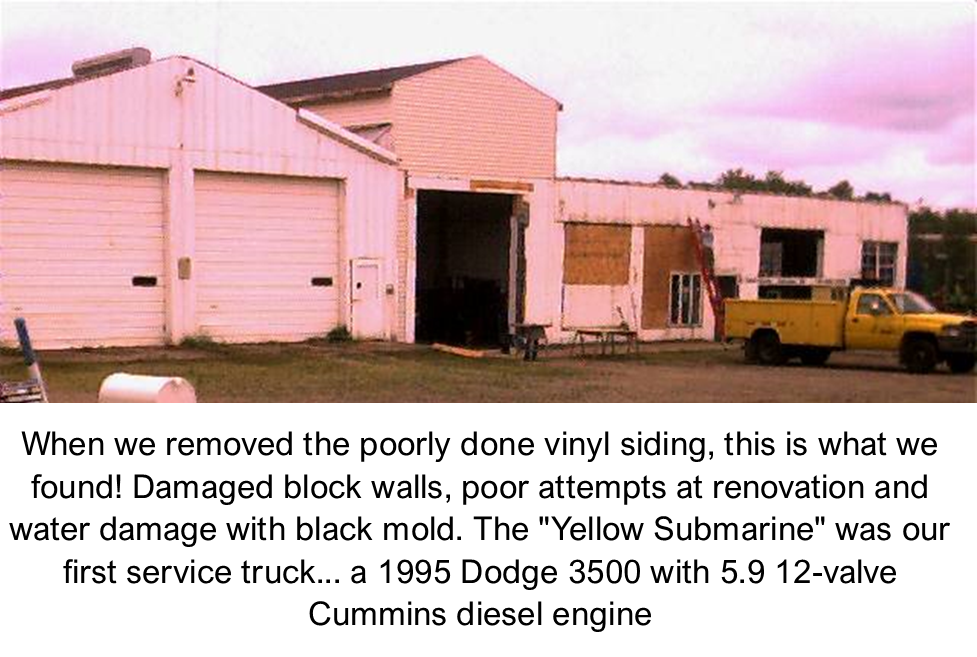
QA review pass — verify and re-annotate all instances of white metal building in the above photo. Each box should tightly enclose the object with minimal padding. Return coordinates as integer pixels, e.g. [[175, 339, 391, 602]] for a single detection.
[[0, 50, 400, 349], [1, 51, 909, 350], [264, 56, 908, 347]]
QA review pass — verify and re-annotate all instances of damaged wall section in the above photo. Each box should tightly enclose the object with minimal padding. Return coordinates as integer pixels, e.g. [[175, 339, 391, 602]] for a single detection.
[[563, 223, 631, 285], [552, 178, 908, 342], [642, 226, 699, 329]]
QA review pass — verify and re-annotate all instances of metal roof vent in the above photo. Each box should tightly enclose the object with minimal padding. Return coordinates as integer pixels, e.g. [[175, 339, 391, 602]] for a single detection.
[[71, 47, 152, 79]]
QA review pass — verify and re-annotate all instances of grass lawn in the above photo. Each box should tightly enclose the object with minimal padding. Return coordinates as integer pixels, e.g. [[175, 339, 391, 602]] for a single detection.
[[1, 342, 974, 403]]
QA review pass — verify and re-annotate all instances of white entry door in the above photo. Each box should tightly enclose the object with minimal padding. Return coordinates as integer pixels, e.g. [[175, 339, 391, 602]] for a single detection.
[[351, 259, 384, 339]]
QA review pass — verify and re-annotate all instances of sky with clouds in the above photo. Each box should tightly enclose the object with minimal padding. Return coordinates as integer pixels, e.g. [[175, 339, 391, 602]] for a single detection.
[[2, 1, 973, 207]]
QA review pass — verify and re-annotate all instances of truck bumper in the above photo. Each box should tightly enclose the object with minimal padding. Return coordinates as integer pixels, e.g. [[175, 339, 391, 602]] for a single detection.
[[937, 332, 977, 356]]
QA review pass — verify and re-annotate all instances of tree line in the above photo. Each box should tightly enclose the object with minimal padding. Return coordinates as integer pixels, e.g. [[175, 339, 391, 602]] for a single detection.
[[657, 169, 891, 202], [907, 207, 976, 312]]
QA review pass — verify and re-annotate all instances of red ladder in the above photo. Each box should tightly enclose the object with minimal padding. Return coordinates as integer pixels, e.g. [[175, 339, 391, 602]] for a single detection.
[[687, 218, 724, 340]]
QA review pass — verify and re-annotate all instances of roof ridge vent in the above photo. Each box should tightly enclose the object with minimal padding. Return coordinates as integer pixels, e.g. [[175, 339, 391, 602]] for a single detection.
[[71, 47, 152, 79]]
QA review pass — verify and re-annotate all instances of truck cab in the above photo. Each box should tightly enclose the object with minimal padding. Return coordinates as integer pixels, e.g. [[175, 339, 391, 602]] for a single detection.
[[846, 288, 976, 373], [725, 286, 976, 374]]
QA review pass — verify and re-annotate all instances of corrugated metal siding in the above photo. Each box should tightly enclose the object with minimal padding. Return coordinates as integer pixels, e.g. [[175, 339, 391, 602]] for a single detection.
[[194, 172, 340, 342], [0, 65, 179, 168], [304, 93, 394, 130], [0, 59, 402, 182], [393, 57, 558, 179], [0, 162, 166, 348]]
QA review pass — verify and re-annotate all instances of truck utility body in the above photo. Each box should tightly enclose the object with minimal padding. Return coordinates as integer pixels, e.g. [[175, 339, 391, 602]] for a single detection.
[[725, 287, 976, 374]]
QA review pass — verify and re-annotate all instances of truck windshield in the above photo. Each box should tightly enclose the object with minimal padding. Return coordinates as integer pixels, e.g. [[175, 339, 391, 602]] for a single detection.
[[888, 292, 937, 314]]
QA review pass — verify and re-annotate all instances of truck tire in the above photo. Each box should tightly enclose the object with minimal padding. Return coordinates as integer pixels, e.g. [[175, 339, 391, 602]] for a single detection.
[[800, 348, 831, 367], [755, 332, 785, 366], [744, 338, 759, 363], [903, 338, 937, 374], [947, 354, 976, 374]]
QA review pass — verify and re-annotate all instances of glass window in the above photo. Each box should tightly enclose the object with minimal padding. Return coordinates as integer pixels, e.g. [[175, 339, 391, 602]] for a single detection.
[[889, 292, 937, 314], [861, 242, 898, 286], [669, 273, 703, 326], [856, 293, 891, 316], [691, 275, 702, 325], [670, 274, 681, 324]]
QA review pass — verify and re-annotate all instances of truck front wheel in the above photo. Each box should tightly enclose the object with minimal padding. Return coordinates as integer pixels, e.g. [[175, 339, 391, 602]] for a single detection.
[[947, 354, 976, 374], [903, 338, 938, 374], [754, 332, 785, 366]]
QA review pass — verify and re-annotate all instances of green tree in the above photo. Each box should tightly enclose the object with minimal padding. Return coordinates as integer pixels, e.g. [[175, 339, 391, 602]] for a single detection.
[[715, 168, 813, 196], [716, 168, 760, 192], [908, 207, 976, 312], [827, 180, 854, 200], [764, 170, 790, 195], [658, 172, 683, 187]]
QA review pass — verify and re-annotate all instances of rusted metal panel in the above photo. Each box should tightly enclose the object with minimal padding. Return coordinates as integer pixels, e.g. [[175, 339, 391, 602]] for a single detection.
[[470, 179, 535, 193]]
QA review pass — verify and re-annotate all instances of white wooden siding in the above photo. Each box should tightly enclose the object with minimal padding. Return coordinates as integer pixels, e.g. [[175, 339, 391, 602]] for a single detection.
[[0, 162, 165, 348], [393, 57, 559, 179], [305, 93, 394, 129], [194, 172, 340, 342]]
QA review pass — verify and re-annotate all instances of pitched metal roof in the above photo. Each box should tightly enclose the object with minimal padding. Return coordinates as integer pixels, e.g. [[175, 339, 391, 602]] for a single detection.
[[1, 75, 77, 101], [256, 57, 466, 103]]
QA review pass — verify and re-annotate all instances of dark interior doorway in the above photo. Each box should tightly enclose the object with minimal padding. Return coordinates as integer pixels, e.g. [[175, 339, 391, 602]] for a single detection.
[[415, 190, 513, 346], [759, 228, 824, 277]]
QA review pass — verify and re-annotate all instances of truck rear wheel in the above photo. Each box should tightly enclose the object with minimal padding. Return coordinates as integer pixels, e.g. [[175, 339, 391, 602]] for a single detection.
[[903, 338, 937, 374], [947, 354, 976, 374], [754, 332, 785, 366], [744, 338, 759, 363], [800, 348, 831, 367]]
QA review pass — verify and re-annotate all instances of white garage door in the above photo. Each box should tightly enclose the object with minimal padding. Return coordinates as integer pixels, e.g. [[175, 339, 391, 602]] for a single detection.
[[0, 162, 166, 349], [194, 172, 340, 342]]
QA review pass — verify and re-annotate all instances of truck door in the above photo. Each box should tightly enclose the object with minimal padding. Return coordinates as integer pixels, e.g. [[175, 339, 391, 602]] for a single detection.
[[846, 292, 902, 351]]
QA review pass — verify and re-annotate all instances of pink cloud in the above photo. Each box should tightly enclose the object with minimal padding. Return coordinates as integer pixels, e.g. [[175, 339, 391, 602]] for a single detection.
[[925, 116, 975, 166], [720, 24, 974, 134], [698, 119, 895, 170]]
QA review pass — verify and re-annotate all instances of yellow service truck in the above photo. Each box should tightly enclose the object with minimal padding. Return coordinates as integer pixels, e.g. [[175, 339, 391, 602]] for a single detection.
[[725, 287, 976, 374]]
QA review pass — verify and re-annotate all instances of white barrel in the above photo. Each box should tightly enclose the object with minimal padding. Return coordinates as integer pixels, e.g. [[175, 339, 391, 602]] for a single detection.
[[98, 373, 197, 403]]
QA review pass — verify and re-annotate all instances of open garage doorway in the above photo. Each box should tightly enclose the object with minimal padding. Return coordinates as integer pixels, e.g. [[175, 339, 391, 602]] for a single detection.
[[415, 190, 516, 346]]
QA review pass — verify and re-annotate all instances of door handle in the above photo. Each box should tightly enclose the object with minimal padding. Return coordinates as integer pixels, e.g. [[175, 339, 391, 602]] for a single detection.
[[851, 318, 859, 324]]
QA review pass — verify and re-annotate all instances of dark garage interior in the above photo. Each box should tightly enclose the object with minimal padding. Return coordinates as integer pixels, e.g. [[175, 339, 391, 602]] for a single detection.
[[415, 190, 513, 346]]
